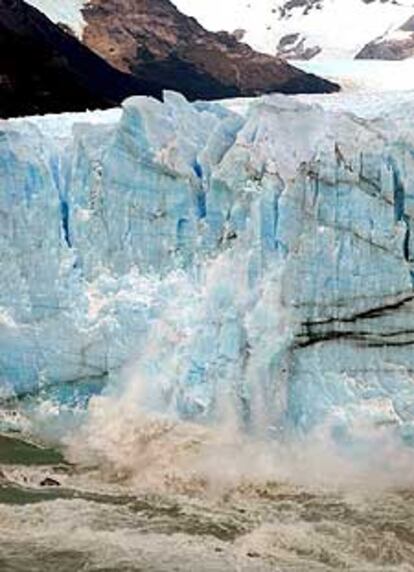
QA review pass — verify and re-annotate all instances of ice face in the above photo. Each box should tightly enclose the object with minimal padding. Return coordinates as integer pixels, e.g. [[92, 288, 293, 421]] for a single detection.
[[2, 91, 414, 444]]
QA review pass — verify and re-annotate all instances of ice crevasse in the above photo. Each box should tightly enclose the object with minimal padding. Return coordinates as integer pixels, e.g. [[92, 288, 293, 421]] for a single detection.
[[1, 90, 414, 443]]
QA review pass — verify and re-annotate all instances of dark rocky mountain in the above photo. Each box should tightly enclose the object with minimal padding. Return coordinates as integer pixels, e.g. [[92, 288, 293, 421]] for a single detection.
[[0, 0, 338, 118], [80, 0, 338, 99], [0, 0, 162, 117]]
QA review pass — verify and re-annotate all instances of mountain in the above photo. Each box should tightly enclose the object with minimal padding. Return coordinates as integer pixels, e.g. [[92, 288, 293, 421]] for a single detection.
[[80, 0, 339, 98], [0, 0, 162, 118], [166, 0, 414, 61], [356, 14, 414, 60], [21, 0, 338, 104]]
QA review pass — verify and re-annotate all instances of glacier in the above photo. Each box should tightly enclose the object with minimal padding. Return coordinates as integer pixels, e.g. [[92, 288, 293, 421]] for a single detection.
[[2, 90, 414, 444]]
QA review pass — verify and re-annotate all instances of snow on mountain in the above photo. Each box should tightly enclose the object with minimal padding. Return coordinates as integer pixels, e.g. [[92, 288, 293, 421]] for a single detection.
[[0, 0, 336, 120], [24, 0, 86, 36], [356, 13, 414, 59], [0, 0, 164, 118], [172, 0, 414, 60], [17, 0, 338, 106], [26, 0, 414, 61]]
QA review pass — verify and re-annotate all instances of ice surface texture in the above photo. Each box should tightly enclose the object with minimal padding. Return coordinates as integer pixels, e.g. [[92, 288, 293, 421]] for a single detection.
[[2, 91, 414, 441]]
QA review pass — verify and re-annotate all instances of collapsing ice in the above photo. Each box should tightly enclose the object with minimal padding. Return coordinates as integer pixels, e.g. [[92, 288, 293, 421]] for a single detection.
[[1, 91, 414, 447]]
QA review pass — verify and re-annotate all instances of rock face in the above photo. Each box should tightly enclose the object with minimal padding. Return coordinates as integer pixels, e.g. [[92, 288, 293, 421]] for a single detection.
[[2, 91, 414, 442], [79, 0, 338, 99], [0, 0, 160, 118], [0, 0, 338, 118], [356, 15, 414, 60], [26, 0, 414, 63]]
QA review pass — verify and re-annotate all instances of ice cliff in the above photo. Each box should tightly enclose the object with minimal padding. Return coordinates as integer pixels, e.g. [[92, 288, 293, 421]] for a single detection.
[[2, 91, 414, 442]]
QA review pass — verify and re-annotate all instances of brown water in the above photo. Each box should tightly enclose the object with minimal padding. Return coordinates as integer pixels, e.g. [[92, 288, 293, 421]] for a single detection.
[[1, 434, 414, 571]]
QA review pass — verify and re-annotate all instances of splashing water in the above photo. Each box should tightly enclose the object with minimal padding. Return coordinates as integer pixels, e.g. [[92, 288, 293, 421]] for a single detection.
[[2, 190, 413, 496], [64, 224, 299, 490], [58, 232, 414, 496]]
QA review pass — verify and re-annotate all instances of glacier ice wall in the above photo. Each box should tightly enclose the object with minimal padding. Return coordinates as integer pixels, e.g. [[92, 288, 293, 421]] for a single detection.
[[2, 91, 414, 441]]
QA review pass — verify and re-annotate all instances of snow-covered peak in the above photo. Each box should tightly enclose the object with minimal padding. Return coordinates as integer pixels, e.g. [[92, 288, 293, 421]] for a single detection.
[[172, 0, 414, 59]]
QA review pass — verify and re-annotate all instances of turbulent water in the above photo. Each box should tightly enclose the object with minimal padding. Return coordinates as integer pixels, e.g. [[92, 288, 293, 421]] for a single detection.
[[3, 358, 414, 571], [2, 426, 414, 572]]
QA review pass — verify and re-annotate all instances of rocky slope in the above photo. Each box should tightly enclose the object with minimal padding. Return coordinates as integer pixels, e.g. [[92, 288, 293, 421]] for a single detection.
[[29, 0, 339, 100], [78, 0, 338, 99], [0, 0, 161, 118], [0, 0, 338, 118], [26, 0, 414, 62]]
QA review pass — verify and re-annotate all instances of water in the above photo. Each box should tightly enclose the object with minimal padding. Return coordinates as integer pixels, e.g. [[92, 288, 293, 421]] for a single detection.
[[0, 417, 414, 572], [2, 226, 414, 571]]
